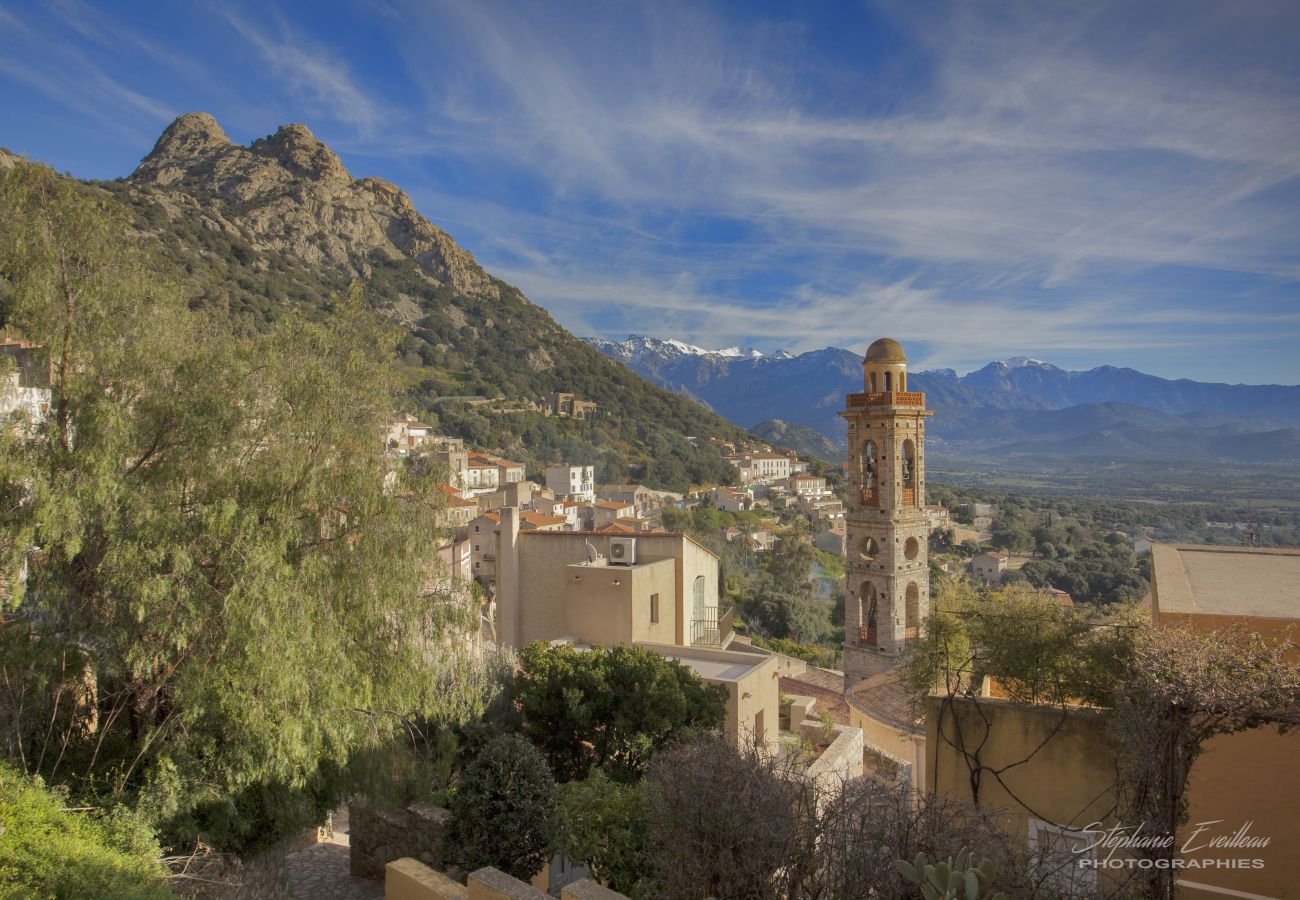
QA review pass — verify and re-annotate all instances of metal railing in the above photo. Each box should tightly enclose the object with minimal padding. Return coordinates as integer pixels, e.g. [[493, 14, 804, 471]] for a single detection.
[[690, 605, 735, 647], [845, 391, 926, 408]]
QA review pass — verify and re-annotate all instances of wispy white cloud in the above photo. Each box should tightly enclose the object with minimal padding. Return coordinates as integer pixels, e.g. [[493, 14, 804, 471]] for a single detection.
[[220, 6, 387, 136], [0, 5, 174, 145]]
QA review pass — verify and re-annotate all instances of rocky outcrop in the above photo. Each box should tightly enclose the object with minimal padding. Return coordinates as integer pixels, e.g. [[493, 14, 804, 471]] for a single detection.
[[130, 113, 497, 297]]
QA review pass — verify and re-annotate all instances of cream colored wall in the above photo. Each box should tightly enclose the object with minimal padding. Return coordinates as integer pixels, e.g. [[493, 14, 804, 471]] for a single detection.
[[678, 538, 721, 645], [628, 560, 678, 645], [1176, 728, 1300, 900], [926, 695, 1117, 842], [733, 652, 780, 751], [506, 533, 717, 650], [385, 858, 468, 900], [1150, 576, 1300, 900], [561, 557, 676, 647], [847, 702, 926, 791]]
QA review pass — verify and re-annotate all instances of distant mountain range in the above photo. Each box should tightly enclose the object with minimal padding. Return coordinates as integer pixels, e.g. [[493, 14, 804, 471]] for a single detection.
[[586, 336, 1300, 465]]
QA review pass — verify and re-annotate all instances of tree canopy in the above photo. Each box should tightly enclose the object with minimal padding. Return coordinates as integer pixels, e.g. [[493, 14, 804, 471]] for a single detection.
[[0, 160, 484, 853], [514, 642, 728, 783]]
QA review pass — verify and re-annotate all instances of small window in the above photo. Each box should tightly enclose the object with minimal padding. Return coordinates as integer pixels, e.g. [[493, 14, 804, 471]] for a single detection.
[[650, 593, 660, 624], [474, 544, 480, 552], [474, 525, 480, 533], [1028, 819, 1097, 896]]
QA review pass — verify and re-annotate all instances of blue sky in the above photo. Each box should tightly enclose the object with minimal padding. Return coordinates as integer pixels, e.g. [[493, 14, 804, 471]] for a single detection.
[[2, 1, 1299, 384]]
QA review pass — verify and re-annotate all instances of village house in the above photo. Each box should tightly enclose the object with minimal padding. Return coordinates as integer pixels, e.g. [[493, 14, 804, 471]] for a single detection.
[[748, 527, 777, 553], [748, 451, 792, 484], [434, 483, 479, 529], [479, 514, 782, 750], [787, 472, 830, 498], [970, 550, 1008, 584], [596, 483, 681, 518], [518, 511, 568, 533], [423, 437, 469, 487], [814, 524, 846, 557], [545, 464, 595, 502], [0, 339, 51, 428], [469, 512, 501, 587], [712, 486, 753, 512], [385, 414, 435, 456], [545, 392, 598, 419], [797, 494, 844, 524], [923, 504, 950, 532], [592, 500, 637, 529], [476, 479, 551, 514]]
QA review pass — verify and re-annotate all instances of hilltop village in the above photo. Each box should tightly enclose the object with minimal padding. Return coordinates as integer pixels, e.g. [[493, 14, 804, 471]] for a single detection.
[[2, 126, 1297, 900], [349, 339, 1296, 899]]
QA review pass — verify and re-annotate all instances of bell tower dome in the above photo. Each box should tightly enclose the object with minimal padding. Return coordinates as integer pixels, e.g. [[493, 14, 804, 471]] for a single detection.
[[840, 338, 933, 689]]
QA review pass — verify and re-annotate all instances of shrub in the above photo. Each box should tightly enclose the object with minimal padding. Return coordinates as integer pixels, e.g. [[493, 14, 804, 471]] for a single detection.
[[0, 762, 170, 900], [447, 733, 556, 881]]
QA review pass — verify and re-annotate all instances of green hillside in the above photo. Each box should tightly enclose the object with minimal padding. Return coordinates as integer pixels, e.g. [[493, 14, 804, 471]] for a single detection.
[[2, 114, 750, 492]]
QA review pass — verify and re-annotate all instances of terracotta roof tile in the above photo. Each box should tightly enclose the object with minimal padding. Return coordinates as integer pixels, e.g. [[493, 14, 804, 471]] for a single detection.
[[848, 665, 921, 731]]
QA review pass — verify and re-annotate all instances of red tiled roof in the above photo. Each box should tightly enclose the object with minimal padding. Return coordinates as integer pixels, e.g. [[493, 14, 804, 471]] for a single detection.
[[521, 512, 566, 527], [848, 665, 921, 731], [780, 667, 851, 725], [596, 523, 634, 534]]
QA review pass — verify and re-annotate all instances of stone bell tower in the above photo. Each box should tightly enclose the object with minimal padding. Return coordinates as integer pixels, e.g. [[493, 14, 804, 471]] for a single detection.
[[840, 338, 933, 689]]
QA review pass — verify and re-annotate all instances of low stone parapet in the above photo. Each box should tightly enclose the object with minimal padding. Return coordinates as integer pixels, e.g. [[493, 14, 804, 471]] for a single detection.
[[351, 802, 450, 879]]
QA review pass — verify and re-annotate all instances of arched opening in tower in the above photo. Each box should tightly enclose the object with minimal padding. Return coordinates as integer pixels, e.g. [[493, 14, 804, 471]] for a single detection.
[[901, 439, 917, 504], [860, 581, 878, 644], [905, 582, 920, 640]]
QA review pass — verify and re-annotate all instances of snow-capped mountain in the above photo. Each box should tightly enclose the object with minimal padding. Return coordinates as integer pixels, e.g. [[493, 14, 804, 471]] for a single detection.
[[587, 334, 778, 365], [587, 336, 1300, 464]]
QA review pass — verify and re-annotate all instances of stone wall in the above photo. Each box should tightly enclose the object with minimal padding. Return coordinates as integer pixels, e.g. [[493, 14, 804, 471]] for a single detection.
[[350, 802, 450, 879]]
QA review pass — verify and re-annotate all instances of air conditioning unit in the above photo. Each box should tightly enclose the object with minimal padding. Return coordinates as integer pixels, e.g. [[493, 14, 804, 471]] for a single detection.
[[608, 537, 637, 566]]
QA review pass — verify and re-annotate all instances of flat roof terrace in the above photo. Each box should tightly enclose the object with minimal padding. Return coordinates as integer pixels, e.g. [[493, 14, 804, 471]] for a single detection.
[[1152, 543, 1300, 621]]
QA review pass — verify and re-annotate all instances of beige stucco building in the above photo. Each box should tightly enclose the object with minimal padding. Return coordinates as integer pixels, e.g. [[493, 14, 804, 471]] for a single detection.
[[482, 511, 779, 749]]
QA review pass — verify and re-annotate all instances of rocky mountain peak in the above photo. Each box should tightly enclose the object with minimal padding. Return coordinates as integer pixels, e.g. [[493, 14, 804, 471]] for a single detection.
[[250, 122, 349, 184], [135, 112, 231, 180], [127, 113, 496, 298]]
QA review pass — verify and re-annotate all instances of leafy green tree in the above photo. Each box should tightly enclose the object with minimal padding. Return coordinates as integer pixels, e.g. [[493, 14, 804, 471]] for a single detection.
[[0, 162, 481, 852], [448, 733, 556, 881], [551, 770, 654, 898], [514, 643, 728, 783]]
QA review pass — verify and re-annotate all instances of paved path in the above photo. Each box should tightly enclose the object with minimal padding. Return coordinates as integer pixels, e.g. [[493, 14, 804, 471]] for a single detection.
[[285, 808, 383, 900]]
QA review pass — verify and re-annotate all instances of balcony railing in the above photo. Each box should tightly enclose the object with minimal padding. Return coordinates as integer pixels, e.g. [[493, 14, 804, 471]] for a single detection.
[[901, 487, 916, 507], [858, 624, 877, 645], [860, 487, 879, 506], [690, 605, 735, 647], [845, 391, 926, 408]]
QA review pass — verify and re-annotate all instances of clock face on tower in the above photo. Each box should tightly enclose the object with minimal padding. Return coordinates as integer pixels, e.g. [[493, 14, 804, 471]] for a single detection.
[[839, 339, 934, 686]]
